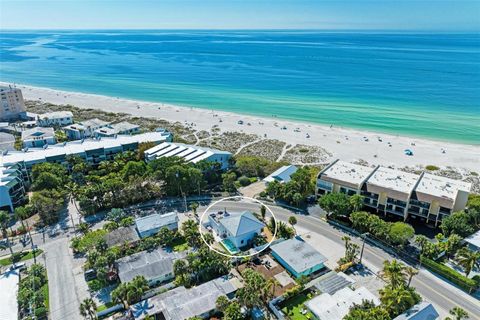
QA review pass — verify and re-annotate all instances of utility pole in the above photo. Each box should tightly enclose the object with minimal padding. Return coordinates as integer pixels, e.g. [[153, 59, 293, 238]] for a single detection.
[[359, 233, 368, 264]]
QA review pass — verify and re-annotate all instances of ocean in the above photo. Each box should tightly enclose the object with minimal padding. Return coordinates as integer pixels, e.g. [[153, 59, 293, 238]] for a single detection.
[[1, 30, 479, 144]]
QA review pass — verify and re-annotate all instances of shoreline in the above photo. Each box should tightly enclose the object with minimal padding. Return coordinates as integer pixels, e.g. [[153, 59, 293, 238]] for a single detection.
[[3, 81, 480, 172]]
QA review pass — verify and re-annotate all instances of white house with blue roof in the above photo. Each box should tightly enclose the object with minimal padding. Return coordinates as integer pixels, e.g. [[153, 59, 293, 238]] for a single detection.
[[208, 211, 265, 251], [263, 165, 298, 184]]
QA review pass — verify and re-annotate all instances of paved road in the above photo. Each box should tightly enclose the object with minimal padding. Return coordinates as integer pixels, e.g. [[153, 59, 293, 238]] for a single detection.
[[201, 200, 480, 319]]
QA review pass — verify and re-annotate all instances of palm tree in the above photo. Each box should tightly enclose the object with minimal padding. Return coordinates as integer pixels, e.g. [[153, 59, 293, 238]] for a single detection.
[[379, 285, 420, 317], [79, 298, 97, 320], [349, 194, 364, 212], [260, 205, 266, 221], [189, 202, 199, 219], [203, 232, 215, 245], [403, 266, 418, 287], [455, 247, 480, 277], [380, 260, 406, 289], [446, 307, 469, 320], [0, 211, 14, 257], [288, 216, 297, 235]]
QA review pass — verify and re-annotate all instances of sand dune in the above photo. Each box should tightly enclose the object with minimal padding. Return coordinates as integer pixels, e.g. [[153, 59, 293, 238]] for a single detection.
[[4, 82, 480, 173]]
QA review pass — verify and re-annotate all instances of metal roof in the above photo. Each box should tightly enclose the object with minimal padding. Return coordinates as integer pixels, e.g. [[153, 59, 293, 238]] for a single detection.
[[135, 212, 178, 234], [220, 211, 265, 237], [270, 237, 327, 274], [393, 302, 439, 320]]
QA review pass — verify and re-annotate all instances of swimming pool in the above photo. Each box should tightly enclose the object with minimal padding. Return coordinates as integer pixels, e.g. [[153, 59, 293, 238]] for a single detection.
[[221, 239, 240, 255]]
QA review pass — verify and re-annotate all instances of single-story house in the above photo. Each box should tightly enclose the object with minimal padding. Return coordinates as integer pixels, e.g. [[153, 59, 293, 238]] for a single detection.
[[116, 248, 184, 287], [464, 230, 480, 252], [306, 286, 380, 320], [104, 226, 140, 248], [94, 121, 140, 137], [208, 211, 265, 249], [393, 302, 439, 320], [135, 211, 179, 239], [263, 165, 298, 184], [130, 275, 241, 320], [21, 127, 56, 148], [36, 111, 73, 127], [0, 268, 20, 320], [63, 118, 109, 140], [270, 237, 327, 278]]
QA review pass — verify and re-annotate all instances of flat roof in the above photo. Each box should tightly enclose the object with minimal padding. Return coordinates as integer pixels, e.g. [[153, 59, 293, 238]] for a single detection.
[[135, 212, 178, 234], [306, 286, 379, 320], [38, 111, 73, 119], [320, 160, 375, 188], [367, 166, 420, 195], [270, 237, 327, 274], [415, 173, 471, 202], [0, 269, 20, 320]]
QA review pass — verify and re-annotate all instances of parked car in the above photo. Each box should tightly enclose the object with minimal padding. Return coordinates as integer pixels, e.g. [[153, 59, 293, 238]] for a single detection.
[[84, 269, 97, 281]]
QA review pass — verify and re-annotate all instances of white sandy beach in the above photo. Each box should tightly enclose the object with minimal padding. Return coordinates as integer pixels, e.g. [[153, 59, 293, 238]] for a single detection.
[[4, 82, 480, 172]]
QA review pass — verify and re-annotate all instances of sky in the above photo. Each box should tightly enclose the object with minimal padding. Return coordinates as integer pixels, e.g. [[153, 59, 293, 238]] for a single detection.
[[1, 0, 479, 30]]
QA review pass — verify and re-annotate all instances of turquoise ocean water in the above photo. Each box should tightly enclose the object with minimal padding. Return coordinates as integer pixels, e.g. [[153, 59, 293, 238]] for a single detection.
[[0, 30, 479, 144]]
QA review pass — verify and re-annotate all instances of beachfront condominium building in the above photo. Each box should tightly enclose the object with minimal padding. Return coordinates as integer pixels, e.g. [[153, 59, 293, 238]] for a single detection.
[[145, 142, 232, 170], [317, 160, 471, 225], [63, 118, 110, 140], [0, 131, 172, 211], [94, 121, 140, 137], [36, 111, 74, 127], [21, 127, 56, 148], [0, 86, 26, 121], [0, 164, 27, 211]]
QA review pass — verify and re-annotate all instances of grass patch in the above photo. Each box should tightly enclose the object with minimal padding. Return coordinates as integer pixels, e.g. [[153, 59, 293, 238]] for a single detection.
[[96, 301, 116, 312], [0, 249, 43, 266], [171, 238, 189, 252], [280, 292, 315, 320]]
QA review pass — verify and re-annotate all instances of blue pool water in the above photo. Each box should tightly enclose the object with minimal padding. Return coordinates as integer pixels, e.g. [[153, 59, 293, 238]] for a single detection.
[[0, 30, 479, 143]]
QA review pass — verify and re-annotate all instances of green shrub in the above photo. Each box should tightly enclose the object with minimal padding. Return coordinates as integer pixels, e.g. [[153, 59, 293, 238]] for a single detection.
[[87, 279, 104, 292], [420, 256, 478, 292], [34, 307, 47, 318], [425, 165, 440, 171], [238, 176, 251, 187]]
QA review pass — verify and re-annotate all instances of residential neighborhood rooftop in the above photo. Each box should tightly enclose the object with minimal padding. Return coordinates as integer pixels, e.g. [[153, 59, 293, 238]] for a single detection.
[[21, 127, 55, 140], [104, 226, 140, 248], [270, 237, 327, 274], [393, 302, 439, 320], [116, 248, 183, 284], [464, 230, 480, 251], [135, 212, 178, 235], [0, 269, 20, 320], [212, 211, 265, 237], [130, 276, 240, 320], [306, 286, 380, 320], [263, 165, 298, 183]]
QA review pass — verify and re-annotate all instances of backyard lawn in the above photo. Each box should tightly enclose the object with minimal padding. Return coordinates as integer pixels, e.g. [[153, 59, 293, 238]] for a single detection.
[[0, 249, 44, 266], [281, 292, 316, 320], [171, 238, 189, 252]]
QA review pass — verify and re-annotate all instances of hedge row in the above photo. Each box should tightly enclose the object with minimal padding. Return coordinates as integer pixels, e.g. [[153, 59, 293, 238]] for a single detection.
[[420, 256, 478, 292]]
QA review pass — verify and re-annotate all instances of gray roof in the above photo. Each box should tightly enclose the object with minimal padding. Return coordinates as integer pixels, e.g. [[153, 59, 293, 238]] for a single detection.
[[220, 211, 265, 237], [270, 237, 327, 274], [21, 127, 55, 140], [135, 212, 178, 234], [130, 276, 238, 320], [264, 165, 298, 183], [104, 226, 140, 247], [80, 118, 109, 128], [394, 302, 439, 320], [117, 248, 183, 283], [464, 230, 480, 250]]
